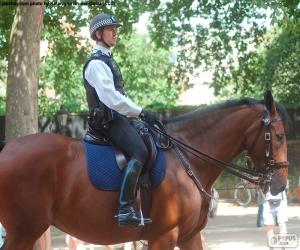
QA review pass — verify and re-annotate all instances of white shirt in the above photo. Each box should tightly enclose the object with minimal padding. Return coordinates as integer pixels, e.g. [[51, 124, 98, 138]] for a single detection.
[[84, 44, 142, 117]]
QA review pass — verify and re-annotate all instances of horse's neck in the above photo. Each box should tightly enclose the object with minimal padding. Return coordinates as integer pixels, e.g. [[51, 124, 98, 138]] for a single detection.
[[167, 106, 260, 188]]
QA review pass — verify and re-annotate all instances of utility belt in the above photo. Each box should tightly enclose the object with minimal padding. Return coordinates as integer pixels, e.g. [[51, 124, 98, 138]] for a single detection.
[[88, 103, 116, 130]]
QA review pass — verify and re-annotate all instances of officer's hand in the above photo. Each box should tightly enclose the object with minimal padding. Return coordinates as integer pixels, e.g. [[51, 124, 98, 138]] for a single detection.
[[139, 109, 158, 126]]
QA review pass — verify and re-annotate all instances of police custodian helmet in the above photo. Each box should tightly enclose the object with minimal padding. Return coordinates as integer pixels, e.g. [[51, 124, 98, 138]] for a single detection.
[[90, 13, 122, 40]]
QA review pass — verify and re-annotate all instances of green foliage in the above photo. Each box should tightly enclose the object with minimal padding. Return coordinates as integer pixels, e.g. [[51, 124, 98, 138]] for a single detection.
[[0, 60, 7, 114], [263, 22, 300, 107], [116, 32, 179, 109], [217, 20, 300, 107], [148, 0, 270, 90], [0, 4, 15, 61], [0, 4, 15, 114], [0, 96, 5, 114], [146, 0, 300, 105], [39, 25, 89, 117]]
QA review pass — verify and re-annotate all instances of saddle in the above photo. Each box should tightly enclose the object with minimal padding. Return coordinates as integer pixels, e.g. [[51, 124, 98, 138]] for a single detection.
[[83, 119, 171, 219], [84, 120, 162, 170]]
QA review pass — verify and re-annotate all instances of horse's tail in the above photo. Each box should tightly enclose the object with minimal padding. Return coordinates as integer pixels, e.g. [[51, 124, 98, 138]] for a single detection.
[[0, 141, 5, 152]]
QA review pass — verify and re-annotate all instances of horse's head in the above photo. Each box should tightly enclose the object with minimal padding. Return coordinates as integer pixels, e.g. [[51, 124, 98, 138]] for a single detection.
[[245, 91, 288, 195]]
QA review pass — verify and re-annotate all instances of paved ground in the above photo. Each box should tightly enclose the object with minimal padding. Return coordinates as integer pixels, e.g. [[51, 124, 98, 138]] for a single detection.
[[48, 201, 300, 249], [204, 202, 300, 250]]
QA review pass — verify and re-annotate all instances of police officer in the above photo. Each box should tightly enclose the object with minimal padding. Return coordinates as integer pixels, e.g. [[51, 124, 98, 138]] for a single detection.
[[83, 13, 156, 226]]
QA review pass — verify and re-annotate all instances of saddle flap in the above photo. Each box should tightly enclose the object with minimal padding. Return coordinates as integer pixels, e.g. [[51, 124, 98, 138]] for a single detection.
[[83, 131, 127, 170], [83, 141, 166, 191]]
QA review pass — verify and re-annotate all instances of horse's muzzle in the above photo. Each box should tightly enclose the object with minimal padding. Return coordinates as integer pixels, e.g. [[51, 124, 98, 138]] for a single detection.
[[270, 175, 287, 195]]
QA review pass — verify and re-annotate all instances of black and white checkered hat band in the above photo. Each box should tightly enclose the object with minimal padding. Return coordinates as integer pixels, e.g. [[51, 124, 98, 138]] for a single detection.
[[90, 19, 121, 34]]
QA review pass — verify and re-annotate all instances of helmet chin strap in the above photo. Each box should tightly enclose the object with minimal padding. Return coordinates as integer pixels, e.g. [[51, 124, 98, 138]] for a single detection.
[[100, 40, 111, 49], [96, 30, 111, 49]]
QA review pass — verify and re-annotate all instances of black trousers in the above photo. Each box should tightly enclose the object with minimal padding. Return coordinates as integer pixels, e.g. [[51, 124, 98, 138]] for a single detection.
[[100, 114, 148, 165]]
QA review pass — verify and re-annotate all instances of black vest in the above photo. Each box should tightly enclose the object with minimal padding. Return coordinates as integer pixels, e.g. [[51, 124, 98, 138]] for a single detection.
[[83, 50, 125, 113]]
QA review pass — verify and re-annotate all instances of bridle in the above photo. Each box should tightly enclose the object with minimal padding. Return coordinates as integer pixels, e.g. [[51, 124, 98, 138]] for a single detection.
[[246, 106, 289, 187], [150, 104, 289, 197]]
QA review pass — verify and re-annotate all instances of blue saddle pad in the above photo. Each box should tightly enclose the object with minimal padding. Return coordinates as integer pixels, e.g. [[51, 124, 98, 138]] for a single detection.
[[83, 141, 166, 191]]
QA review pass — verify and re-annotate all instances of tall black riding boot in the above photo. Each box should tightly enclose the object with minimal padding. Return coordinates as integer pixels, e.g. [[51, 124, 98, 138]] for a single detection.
[[117, 159, 152, 226]]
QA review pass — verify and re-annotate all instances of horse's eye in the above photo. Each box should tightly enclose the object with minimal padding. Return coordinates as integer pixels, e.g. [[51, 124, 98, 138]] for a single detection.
[[276, 134, 284, 141]]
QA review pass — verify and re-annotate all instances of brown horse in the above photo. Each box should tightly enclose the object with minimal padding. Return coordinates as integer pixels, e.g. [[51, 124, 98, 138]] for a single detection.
[[0, 91, 288, 250]]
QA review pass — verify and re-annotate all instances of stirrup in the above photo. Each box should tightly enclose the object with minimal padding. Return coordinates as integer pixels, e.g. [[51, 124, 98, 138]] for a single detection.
[[115, 209, 151, 226]]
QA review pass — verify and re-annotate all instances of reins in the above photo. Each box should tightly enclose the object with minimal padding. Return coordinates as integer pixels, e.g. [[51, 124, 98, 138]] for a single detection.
[[151, 125, 263, 184]]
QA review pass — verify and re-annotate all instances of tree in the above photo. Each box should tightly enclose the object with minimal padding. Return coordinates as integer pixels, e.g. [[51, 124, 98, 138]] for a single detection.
[[116, 32, 179, 109], [146, 0, 300, 104], [264, 22, 300, 107], [5, 0, 44, 139], [217, 20, 300, 107], [0, 4, 15, 114], [39, 25, 88, 116]]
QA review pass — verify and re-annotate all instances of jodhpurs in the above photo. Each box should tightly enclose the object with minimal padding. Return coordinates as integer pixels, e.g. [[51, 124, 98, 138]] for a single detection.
[[100, 114, 148, 165]]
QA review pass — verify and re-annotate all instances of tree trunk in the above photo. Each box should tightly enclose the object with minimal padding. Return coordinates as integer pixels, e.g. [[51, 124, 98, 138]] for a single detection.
[[5, 0, 44, 139]]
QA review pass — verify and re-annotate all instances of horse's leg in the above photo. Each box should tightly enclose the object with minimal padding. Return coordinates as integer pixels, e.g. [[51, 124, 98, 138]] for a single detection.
[[147, 230, 178, 250], [2, 238, 34, 250], [0, 226, 48, 250], [2, 223, 49, 250], [177, 231, 204, 250]]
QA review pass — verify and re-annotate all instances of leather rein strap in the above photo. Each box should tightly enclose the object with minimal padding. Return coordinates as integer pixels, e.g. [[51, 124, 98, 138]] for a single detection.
[[151, 125, 265, 184], [173, 144, 214, 199]]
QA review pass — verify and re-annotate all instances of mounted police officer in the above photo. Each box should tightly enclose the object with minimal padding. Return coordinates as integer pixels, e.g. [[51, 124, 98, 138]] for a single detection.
[[83, 13, 157, 226]]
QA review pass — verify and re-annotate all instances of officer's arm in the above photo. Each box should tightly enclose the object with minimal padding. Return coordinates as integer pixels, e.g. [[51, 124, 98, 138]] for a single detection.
[[85, 60, 142, 117]]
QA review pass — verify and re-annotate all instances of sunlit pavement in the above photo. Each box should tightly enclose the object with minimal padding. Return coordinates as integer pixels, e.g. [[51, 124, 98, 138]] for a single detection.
[[50, 201, 300, 249], [204, 201, 300, 250]]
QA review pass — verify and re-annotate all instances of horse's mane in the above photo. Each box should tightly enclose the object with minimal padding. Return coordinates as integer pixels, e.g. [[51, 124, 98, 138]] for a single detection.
[[166, 97, 289, 129]]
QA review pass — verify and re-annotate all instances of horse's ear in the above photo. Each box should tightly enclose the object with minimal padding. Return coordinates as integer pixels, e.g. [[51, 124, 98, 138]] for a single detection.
[[264, 90, 277, 116]]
